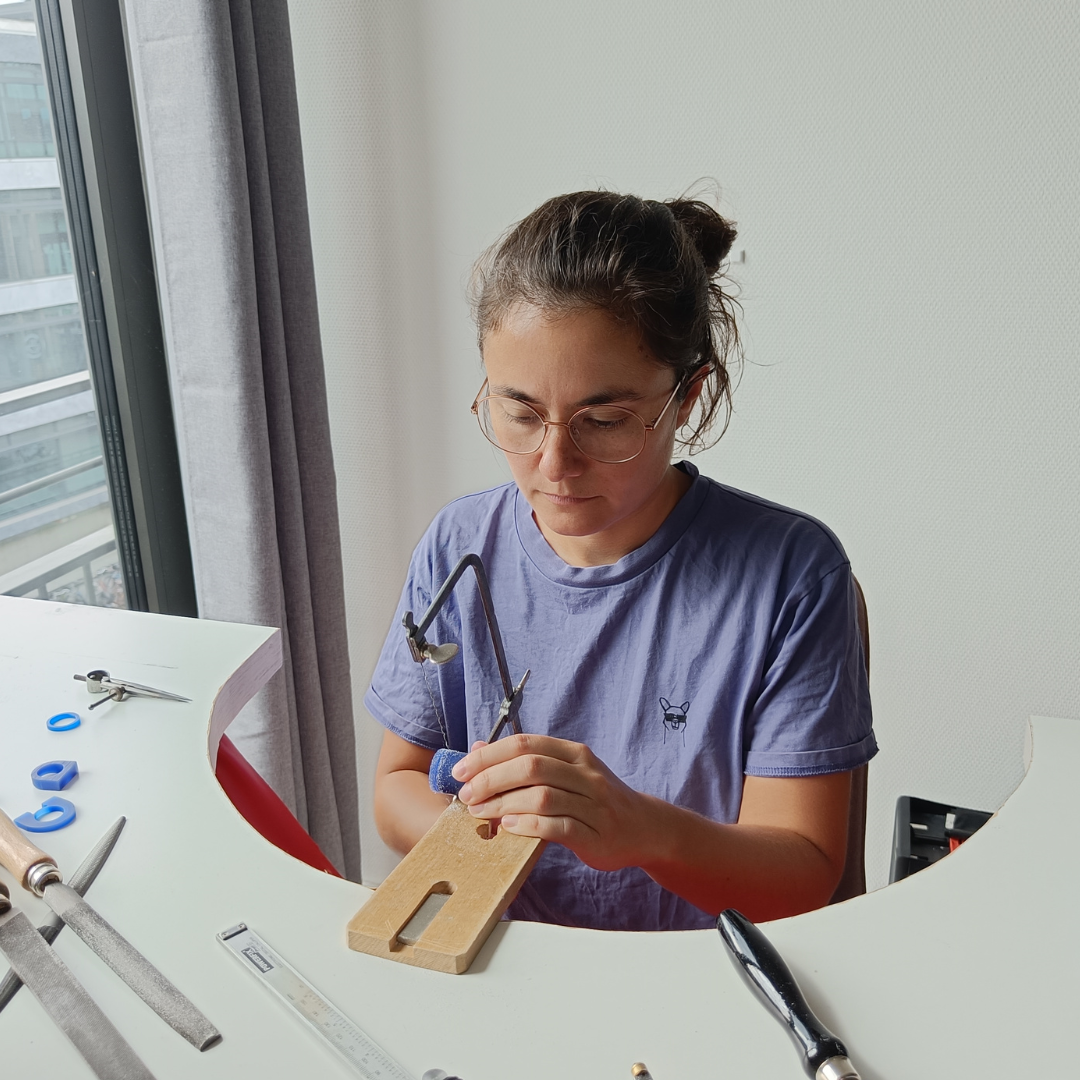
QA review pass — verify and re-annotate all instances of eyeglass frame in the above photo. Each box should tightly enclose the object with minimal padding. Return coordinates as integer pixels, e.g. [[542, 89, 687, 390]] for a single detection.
[[470, 373, 693, 464]]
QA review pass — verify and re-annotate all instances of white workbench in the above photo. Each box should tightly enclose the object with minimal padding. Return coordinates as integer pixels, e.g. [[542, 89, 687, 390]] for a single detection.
[[0, 595, 1074, 1079]]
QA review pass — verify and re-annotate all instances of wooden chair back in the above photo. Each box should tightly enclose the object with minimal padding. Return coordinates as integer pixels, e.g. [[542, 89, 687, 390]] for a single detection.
[[829, 574, 870, 904]]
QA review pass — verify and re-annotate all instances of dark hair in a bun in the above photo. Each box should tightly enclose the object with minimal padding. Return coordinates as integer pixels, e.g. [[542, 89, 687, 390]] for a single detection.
[[469, 189, 743, 451]]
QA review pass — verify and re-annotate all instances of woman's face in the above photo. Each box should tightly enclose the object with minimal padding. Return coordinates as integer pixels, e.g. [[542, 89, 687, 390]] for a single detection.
[[480, 304, 701, 565]]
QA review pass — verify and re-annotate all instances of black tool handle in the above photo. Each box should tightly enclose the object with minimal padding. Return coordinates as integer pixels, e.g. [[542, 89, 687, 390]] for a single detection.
[[717, 909, 848, 1079]]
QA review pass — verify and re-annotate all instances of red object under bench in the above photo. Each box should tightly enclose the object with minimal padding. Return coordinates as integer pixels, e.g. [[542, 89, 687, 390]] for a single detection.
[[215, 733, 341, 877]]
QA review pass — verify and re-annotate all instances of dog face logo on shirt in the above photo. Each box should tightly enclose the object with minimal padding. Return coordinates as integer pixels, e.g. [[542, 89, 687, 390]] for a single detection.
[[659, 698, 690, 745]]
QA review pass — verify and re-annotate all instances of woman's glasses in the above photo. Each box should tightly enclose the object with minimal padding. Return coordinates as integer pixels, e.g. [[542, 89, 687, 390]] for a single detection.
[[471, 380, 683, 464]]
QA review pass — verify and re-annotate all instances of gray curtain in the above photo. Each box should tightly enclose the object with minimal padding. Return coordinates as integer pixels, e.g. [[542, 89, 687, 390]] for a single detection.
[[121, 0, 360, 878]]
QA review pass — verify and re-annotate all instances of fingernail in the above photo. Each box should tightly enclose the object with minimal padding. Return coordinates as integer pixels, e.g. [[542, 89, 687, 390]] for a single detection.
[[501, 815, 519, 828], [458, 782, 473, 802], [451, 760, 467, 779]]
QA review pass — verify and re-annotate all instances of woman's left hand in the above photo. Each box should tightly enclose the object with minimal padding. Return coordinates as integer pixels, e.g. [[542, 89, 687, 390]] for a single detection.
[[451, 733, 654, 871]]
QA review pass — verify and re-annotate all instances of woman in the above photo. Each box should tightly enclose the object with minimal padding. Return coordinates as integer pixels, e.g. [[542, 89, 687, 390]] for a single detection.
[[366, 191, 875, 930]]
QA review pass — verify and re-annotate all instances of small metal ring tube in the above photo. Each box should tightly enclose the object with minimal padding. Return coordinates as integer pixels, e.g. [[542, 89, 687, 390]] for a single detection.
[[26, 861, 63, 897], [817, 1056, 861, 1080], [85, 669, 109, 693]]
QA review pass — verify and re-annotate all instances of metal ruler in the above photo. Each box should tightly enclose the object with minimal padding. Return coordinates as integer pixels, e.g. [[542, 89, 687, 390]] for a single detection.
[[218, 923, 415, 1080]]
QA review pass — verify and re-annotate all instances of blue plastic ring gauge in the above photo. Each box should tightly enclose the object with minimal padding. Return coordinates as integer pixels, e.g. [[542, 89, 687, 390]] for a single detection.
[[31, 759, 79, 791], [14, 797, 76, 833], [46, 711, 81, 732]]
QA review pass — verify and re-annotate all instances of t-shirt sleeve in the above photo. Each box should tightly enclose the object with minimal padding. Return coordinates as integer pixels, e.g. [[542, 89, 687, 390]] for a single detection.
[[744, 562, 876, 777], [363, 540, 462, 751]]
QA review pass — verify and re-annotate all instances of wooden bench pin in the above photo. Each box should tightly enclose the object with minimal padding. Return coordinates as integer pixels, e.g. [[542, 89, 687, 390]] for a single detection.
[[347, 554, 545, 974]]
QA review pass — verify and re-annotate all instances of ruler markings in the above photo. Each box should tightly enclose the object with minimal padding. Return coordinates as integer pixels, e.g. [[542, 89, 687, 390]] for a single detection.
[[218, 923, 415, 1080]]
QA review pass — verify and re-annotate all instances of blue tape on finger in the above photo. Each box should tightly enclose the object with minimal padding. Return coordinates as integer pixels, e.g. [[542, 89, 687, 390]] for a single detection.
[[429, 748, 467, 796], [47, 711, 81, 732], [14, 797, 76, 832]]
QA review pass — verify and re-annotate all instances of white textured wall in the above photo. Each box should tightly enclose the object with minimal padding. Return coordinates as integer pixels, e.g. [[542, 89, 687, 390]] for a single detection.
[[287, 3, 449, 882], [289, 0, 1080, 888]]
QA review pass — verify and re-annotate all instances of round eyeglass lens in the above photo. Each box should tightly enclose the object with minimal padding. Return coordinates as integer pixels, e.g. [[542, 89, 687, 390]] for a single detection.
[[479, 397, 547, 454], [477, 397, 648, 463], [568, 406, 647, 462]]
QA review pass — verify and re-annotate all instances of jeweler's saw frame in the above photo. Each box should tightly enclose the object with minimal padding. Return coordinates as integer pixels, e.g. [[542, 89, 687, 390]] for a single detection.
[[347, 554, 545, 974]]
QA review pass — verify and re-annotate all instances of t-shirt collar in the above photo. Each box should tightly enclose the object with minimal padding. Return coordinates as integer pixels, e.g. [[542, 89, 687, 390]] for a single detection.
[[514, 460, 709, 587]]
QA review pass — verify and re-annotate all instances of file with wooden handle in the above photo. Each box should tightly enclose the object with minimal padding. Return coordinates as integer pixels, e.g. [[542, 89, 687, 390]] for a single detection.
[[0, 815, 126, 1014], [0, 804, 221, 1050]]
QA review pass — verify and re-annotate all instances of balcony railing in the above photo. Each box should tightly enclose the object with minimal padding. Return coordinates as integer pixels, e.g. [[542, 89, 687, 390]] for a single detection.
[[0, 455, 102, 507], [0, 524, 117, 602], [0, 453, 118, 607]]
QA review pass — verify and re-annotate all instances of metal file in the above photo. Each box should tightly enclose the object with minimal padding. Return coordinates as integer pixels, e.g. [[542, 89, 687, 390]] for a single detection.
[[0, 806, 221, 1050], [0, 816, 126, 1013], [0, 883, 156, 1080]]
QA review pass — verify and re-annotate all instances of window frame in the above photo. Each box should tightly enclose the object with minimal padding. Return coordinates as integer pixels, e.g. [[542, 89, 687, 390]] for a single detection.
[[34, 0, 195, 615]]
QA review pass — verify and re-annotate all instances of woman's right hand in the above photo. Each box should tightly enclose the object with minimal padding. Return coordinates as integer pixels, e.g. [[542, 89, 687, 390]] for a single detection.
[[450, 733, 657, 873]]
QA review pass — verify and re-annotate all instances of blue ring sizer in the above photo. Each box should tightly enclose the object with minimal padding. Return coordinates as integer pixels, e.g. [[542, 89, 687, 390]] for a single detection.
[[31, 759, 79, 791], [46, 711, 81, 732], [14, 797, 77, 832]]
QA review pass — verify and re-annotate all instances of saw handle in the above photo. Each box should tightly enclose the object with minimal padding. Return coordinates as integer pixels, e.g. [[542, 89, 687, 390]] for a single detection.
[[0, 806, 57, 889], [717, 909, 848, 1079]]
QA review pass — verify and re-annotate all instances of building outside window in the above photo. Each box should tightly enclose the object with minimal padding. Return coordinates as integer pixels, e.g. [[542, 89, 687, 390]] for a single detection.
[[0, 0, 124, 608]]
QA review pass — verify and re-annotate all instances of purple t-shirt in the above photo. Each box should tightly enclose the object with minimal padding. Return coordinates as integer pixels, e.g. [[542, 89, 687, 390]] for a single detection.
[[364, 462, 875, 931]]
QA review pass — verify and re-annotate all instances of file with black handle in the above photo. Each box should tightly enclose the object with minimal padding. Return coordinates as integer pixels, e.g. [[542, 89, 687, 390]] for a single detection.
[[717, 909, 862, 1080]]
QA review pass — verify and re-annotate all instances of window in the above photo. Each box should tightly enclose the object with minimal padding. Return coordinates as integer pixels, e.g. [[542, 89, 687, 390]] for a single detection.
[[0, 1, 120, 606], [0, 0, 194, 616]]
